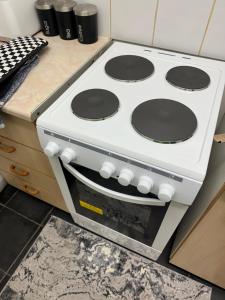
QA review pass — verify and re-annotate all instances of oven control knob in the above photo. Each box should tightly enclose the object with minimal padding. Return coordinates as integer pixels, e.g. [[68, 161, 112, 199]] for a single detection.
[[60, 148, 77, 164], [100, 162, 115, 179], [158, 184, 175, 202], [137, 176, 153, 194], [118, 169, 134, 186], [44, 142, 60, 157]]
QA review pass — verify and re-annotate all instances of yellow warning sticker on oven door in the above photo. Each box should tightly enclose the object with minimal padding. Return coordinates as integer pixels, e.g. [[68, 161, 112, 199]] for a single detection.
[[79, 200, 103, 215]]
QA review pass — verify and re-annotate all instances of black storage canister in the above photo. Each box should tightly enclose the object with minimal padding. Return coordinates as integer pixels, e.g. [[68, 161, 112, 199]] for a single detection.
[[35, 0, 58, 36], [54, 0, 77, 40], [74, 4, 98, 44]]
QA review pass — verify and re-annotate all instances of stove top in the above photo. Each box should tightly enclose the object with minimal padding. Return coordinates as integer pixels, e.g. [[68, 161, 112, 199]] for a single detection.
[[37, 41, 225, 181]]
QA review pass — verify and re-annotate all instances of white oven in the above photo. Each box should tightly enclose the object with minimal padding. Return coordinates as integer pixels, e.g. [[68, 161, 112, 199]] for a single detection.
[[36, 41, 225, 260], [37, 128, 201, 261]]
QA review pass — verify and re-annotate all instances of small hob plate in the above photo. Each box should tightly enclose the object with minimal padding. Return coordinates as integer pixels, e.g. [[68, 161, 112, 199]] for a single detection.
[[71, 89, 119, 120], [132, 99, 198, 144], [105, 55, 154, 82], [166, 66, 210, 91]]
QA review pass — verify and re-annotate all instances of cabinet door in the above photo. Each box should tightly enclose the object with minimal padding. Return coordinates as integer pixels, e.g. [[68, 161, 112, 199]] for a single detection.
[[0, 136, 54, 177], [170, 189, 225, 288]]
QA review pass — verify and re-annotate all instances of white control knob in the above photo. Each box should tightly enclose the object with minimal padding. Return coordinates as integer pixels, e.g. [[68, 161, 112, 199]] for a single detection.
[[118, 169, 134, 186], [158, 184, 175, 202], [100, 162, 115, 179], [44, 142, 60, 157], [137, 176, 154, 194], [60, 148, 77, 164]]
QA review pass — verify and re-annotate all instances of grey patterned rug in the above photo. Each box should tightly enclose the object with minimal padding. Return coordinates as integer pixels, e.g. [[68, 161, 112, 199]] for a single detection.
[[0, 216, 211, 300]]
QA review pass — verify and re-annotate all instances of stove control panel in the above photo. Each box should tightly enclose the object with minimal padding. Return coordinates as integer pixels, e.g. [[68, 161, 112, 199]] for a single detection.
[[41, 130, 202, 205]]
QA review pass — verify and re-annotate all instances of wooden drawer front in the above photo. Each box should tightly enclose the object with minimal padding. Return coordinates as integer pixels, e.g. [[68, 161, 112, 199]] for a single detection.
[[0, 113, 42, 151], [0, 170, 68, 212], [0, 136, 54, 177], [0, 156, 58, 193]]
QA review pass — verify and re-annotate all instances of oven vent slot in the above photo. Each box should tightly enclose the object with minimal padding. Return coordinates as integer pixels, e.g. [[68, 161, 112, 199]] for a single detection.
[[158, 52, 176, 57]]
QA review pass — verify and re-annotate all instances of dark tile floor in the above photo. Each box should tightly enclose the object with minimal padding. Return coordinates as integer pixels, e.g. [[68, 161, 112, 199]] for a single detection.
[[0, 185, 224, 299]]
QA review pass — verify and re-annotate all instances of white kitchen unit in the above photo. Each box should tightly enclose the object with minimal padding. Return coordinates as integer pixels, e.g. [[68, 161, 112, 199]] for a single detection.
[[37, 41, 225, 260]]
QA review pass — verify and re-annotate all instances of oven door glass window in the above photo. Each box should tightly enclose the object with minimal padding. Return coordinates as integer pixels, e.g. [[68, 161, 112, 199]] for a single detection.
[[63, 163, 169, 247]]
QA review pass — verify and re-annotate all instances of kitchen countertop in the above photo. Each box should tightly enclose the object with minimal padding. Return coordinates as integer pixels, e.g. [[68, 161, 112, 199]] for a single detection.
[[2, 33, 110, 122]]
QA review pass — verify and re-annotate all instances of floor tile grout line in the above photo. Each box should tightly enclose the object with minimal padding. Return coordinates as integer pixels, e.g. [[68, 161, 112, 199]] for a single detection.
[[0, 273, 9, 293], [40, 207, 54, 227], [0, 205, 41, 227], [0, 268, 7, 276], [4, 211, 66, 278], [0, 189, 19, 209], [5, 224, 43, 276], [4, 190, 19, 207]]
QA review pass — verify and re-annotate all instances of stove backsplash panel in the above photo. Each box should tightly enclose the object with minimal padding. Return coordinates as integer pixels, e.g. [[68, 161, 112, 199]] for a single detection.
[[110, 0, 225, 61]]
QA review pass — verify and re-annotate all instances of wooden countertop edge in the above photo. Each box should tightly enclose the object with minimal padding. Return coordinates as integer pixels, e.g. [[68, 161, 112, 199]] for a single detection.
[[2, 37, 111, 122]]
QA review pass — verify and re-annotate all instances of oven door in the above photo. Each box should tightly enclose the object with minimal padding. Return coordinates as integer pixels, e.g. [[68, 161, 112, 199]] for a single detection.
[[63, 162, 169, 248]]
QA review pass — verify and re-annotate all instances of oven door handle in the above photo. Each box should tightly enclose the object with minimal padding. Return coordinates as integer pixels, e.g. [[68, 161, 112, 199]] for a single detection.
[[63, 163, 166, 207]]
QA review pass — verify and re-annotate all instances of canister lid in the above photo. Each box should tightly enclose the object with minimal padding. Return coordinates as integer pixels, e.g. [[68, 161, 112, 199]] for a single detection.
[[54, 0, 77, 12], [74, 3, 97, 16], [35, 0, 54, 10]]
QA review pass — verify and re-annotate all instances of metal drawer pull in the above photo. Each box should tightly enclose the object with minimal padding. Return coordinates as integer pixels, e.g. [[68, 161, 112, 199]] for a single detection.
[[23, 184, 39, 196], [0, 142, 16, 153], [10, 164, 29, 177]]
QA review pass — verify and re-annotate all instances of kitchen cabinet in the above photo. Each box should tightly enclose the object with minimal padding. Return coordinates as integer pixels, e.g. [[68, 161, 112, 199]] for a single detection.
[[0, 33, 110, 211], [0, 113, 67, 211], [170, 115, 225, 288]]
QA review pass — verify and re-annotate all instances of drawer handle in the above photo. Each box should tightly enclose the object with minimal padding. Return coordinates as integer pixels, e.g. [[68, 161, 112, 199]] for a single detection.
[[10, 164, 29, 177], [23, 184, 39, 196], [0, 142, 16, 153]]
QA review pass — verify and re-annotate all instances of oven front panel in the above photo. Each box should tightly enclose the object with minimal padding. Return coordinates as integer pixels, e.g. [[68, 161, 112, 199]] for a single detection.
[[39, 130, 202, 206], [64, 163, 169, 247]]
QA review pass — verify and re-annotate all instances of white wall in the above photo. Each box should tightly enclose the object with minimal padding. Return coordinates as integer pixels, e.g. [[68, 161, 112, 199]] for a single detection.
[[110, 0, 225, 60], [111, 0, 158, 46], [153, 0, 213, 55]]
